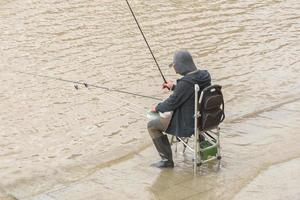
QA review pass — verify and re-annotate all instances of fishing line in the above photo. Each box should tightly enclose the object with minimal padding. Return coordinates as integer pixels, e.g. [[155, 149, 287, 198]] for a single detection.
[[15, 71, 162, 101], [80, 85, 148, 120], [125, 0, 167, 84], [84, 85, 147, 111], [100, 95, 148, 119], [16, 70, 156, 115]]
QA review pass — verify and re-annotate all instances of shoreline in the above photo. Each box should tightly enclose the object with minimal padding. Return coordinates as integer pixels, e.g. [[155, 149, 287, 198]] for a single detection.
[[233, 157, 300, 200], [1, 100, 299, 200]]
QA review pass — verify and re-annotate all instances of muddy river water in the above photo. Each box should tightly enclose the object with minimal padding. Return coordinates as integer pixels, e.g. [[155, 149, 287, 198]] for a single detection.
[[0, 0, 299, 199]]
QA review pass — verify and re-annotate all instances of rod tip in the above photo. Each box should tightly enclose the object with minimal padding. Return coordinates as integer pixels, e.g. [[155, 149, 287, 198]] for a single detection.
[[74, 85, 79, 90]]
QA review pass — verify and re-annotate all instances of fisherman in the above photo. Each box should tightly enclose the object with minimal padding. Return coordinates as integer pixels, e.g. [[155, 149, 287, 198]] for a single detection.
[[147, 50, 211, 168]]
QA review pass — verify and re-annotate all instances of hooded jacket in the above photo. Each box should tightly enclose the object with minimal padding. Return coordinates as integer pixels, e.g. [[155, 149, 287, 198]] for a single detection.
[[156, 50, 211, 137]]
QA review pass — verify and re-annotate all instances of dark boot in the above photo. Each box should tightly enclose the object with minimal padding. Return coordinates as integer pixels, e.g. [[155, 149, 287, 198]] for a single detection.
[[151, 135, 174, 168]]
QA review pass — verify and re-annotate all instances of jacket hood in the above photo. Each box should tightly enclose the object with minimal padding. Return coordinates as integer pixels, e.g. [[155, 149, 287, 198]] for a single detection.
[[173, 50, 197, 75], [180, 69, 211, 87]]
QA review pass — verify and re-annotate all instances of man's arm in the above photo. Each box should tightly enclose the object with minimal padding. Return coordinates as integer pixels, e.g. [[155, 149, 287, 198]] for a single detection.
[[156, 81, 193, 113], [162, 80, 175, 91]]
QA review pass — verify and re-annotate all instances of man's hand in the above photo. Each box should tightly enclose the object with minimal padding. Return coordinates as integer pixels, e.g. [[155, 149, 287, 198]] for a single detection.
[[151, 105, 157, 113], [162, 81, 174, 90]]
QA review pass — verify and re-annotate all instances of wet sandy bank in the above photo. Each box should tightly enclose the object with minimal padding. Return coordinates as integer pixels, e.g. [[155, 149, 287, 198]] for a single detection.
[[233, 157, 300, 200], [3, 100, 299, 200]]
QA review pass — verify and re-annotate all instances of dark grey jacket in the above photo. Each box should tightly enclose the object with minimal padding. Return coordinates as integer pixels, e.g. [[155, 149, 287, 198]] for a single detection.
[[156, 70, 211, 137]]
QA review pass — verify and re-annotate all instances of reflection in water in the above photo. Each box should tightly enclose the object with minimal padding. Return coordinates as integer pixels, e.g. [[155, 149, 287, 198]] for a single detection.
[[0, 0, 299, 199]]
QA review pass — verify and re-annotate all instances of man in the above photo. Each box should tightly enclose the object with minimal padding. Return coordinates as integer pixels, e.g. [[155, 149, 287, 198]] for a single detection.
[[147, 50, 211, 168]]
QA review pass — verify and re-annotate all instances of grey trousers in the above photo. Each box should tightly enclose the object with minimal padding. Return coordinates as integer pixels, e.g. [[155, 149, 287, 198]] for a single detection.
[[147, 113, 172, 139]]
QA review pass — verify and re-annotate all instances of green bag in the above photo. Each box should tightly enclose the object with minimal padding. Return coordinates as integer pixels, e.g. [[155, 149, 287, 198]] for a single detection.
[[200, 140, 218, 160]]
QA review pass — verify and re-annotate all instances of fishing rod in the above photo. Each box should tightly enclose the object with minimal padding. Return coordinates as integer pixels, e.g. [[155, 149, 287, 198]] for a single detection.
[[15, 71, 162, 101], [125, 0, 167, 84]]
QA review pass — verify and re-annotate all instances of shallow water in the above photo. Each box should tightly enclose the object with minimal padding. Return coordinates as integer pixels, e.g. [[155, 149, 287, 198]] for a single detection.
[[233, 157, 300, 200], [0, 0, 299, 199]]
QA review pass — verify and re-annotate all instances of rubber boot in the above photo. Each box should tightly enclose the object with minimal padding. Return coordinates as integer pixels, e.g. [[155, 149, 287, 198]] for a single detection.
[[151, 135, 174, 168]]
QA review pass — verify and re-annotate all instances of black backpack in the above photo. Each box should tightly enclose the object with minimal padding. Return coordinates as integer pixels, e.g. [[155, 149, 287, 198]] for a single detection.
[[198, 85, 225, 131]]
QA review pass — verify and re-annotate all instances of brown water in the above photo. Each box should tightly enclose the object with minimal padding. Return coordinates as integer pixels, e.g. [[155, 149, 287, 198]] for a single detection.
[[0, 0, 300, 199]]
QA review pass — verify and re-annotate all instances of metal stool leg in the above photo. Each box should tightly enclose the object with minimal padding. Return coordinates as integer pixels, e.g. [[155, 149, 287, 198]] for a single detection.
[[194, 84, 200, 174]]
